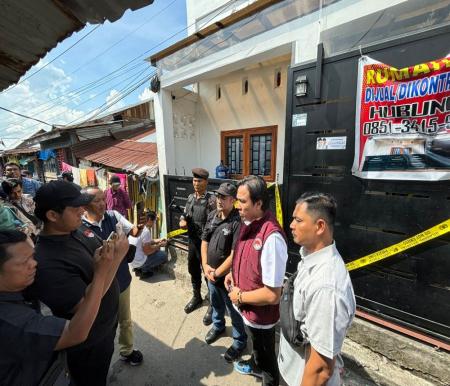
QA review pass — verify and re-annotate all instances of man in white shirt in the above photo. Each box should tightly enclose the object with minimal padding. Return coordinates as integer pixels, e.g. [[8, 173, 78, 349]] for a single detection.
[[278, 192, 356, 386], [225, 175, 288, 386], [130, 210, 167, 279]]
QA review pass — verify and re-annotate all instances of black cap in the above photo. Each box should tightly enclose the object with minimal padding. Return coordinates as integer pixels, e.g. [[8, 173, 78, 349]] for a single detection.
[[192, 168, 209, 179], [34, 180, 94, 216], [214, 182, 237, 198], [109, 175, 121, 185]]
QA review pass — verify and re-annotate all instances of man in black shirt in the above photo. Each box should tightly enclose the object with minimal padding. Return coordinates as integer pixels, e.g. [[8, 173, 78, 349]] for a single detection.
[[201, 182, 247, 362], [179, 168, 216, 321], [29, 181, 129, 386], [0, 229, 125, 386]]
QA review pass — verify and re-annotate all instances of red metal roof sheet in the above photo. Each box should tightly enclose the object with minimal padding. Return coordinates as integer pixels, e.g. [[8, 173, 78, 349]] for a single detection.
[[71, 136, 157, 175]]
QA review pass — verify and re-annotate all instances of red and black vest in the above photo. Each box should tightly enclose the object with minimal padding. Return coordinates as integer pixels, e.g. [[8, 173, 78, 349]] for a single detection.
[[232, 211, 285, 326]]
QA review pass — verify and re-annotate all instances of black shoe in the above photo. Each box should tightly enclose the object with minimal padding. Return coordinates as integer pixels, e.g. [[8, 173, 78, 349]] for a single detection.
[[120, 350, 143, 366], [184, 294, 202, 314], [203, 305, 213, 326], [133, 268, 142, 277], [139, 270, 154, 279], [205, 327, 226, 344], [224, 345, 246, 363]]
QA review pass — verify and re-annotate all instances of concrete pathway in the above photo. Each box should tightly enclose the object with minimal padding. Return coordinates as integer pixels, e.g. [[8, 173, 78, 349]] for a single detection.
[[108, 272, 379, 386]]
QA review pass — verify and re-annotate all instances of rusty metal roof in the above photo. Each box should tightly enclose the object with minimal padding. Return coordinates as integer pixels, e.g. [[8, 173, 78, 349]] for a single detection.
[[71, 130, 158, 176], [0, 0, 154, 91]]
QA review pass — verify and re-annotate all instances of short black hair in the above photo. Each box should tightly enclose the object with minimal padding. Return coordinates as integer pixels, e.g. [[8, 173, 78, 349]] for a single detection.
[[34, 205, 66, 223], [1, 178, 22, 196], [238, 175, 269, 211], [0, 230, 27, 271], [5, 162, 20, 169], [296, 192, 337, 230], [109, 175, 120, 184], [146, 210, 157, 221]]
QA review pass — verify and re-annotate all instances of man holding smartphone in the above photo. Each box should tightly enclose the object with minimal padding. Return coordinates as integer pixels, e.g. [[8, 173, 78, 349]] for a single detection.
[[82, 187, 146, 367]]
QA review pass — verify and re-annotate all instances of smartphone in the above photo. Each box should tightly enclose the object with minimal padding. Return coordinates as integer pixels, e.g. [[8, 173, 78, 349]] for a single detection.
[[107, 231, 117, 242], [115, 222, 123, 236]]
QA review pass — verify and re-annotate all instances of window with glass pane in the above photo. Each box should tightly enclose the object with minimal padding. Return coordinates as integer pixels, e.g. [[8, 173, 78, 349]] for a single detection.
[[250, 134, 272, 175], [226, 136, 243, 174]]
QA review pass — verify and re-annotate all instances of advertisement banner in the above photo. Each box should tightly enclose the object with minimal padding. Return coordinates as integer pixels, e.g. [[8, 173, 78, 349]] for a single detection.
[[352, 55, 450, 181]]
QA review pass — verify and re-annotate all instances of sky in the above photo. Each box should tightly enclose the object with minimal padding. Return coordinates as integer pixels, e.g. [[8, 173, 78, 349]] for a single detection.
[[0, 0, 187, 149]]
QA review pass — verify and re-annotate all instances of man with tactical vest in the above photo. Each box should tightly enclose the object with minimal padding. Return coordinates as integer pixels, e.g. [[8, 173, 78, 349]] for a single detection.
[[225, 175, 288, 386], [179, 168, 216, 323]]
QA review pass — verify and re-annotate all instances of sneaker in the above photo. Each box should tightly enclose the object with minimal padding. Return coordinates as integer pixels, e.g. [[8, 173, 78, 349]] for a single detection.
[[224, 345, 246, 362], [120, 350, 143, 366], [233, 358, 262, 378]]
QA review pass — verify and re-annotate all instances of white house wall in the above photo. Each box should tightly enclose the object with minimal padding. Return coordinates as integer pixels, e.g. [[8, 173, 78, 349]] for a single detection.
[[195, 58, 289, 181], [172, 95, 198, 175]]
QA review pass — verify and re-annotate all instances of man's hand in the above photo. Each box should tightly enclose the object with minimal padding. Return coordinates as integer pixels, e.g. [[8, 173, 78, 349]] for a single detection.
[[224, 272, 234, 291], [93, 241, 114, 276], [179, 218, 187, 229], [228, 286, 241, 305], [203, 263, 215, 282], [113, 232, 129, 260], [157, 238, 167, 247]]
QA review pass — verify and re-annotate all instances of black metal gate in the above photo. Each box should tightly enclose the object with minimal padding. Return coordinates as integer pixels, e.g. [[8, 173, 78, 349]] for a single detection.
[[283, 27, 450, 340]]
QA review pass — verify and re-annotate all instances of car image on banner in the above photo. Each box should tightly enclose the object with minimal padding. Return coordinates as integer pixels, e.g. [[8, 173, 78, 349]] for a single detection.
[[352, 54, 450, 181]]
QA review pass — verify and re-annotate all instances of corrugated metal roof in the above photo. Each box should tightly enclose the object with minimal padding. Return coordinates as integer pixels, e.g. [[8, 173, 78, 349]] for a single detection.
[[1, 147, 39, 156], [0, 0, 154, 91], [71, 130, 158, 176]]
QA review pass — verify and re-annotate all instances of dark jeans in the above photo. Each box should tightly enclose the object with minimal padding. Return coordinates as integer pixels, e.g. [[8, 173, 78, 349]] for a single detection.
[[67, 328, 116, 386], [208, 280, 247, 350], [248, 325, 279, 386], [188, 238, 203, 291], [140, 250, 168, 273]]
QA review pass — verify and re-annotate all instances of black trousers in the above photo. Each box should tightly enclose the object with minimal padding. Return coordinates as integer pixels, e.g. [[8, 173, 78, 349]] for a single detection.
[[188, 238, 203, 291], [67, 328, 116, 386], [248, 325, 279, 386]]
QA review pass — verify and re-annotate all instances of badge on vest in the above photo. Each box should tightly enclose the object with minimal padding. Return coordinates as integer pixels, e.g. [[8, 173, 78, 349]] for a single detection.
[[222, 227, 231, 236], [83, 229, 95, 238], [253, 237, 263, 251]]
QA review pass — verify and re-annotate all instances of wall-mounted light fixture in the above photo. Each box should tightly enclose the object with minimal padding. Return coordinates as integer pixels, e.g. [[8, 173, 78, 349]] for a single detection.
[[295, 75, 308, 97]]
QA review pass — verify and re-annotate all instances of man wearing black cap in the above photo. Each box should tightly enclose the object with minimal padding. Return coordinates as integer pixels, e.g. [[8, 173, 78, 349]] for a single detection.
[[29, 181, 129, 386], [179, 168, 216, 321], [201, 182, 247, 362]]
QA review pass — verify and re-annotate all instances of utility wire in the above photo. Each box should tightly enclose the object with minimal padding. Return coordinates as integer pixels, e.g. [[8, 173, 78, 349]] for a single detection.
[[3, 25, 101, 93], [0, 106, 52, 126], [2, 0, 239, 130]]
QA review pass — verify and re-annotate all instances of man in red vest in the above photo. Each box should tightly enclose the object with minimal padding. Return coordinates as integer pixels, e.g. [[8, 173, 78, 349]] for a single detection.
[[225, 175, 288, 386]]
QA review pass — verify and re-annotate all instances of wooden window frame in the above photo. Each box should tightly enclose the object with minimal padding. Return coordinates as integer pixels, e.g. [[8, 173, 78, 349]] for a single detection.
[[221, 125, 277, 182]]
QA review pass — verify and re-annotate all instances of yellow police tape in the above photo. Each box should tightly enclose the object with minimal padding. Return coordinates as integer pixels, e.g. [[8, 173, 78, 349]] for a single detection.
[[167, 228, 187, 239], [168, 183, 284, 238], [346, 219, 450, 271]]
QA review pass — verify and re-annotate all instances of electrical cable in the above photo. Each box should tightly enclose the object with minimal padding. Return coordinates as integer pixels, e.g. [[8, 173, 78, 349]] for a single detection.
[[1, 0, 240, 132], [3, 25, 101, 93]]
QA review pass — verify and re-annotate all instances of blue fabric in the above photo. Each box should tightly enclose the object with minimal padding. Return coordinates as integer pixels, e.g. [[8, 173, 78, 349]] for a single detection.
[[82, 211, 132, 293], [21, 178, 42, 198], [140, 250, 168, 273], [208, 280, 247, 350], [38, 149, 55, 161]]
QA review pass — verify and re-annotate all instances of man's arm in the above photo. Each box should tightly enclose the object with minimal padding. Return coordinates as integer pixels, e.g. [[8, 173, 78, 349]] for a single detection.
[[54, 240, 118, 350], [300, 346, 335, 386], [214, 251, 233, 278], [201, 240, 214, 281], [229, 285, 282, 306], [71, 235, 129, 313]]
